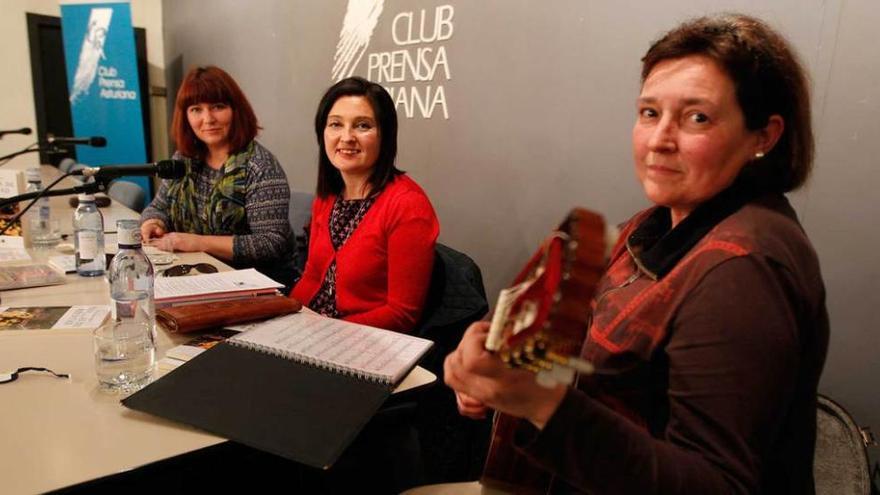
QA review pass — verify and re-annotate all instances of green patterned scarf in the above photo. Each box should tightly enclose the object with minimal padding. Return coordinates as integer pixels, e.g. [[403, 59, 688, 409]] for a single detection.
[[166, 141, 251, 235]]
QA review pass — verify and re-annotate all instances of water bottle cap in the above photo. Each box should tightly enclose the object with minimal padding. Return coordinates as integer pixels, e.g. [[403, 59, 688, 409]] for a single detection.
[[25, 168, 42, 183], [77, 193, 95, 202]]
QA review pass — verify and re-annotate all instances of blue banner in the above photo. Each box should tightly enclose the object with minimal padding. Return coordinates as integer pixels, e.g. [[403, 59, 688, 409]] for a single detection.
[[60, 1, 149, 208]]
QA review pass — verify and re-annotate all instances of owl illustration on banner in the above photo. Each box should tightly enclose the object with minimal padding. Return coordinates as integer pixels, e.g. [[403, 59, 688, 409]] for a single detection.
[[69, 7, 113, 104]]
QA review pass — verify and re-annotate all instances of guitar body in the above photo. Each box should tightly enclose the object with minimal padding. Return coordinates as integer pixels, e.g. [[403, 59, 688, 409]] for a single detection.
[[481, 208, 611, 494], [482, 413, 553, 494]]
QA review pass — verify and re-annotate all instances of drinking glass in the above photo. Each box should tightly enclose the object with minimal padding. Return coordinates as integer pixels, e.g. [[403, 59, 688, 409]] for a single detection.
[[29, 218, 62, 247]]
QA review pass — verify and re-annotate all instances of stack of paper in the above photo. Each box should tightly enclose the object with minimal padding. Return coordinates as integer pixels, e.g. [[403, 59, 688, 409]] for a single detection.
[[154, 268, 283, 308]]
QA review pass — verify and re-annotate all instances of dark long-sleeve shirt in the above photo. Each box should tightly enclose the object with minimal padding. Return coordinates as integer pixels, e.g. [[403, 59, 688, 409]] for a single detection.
[[512, 189, 828, 494]]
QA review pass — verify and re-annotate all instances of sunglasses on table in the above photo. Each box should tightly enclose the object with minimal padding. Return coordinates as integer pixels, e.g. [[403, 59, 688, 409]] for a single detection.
[[160, 263, 219, 277]]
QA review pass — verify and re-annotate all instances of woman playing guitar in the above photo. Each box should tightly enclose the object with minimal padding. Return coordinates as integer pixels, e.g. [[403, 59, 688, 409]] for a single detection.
[[444, 14, 828, 494]]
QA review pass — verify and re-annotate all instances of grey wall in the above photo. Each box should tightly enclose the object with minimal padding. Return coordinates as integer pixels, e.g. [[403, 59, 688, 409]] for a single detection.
[[163, 0, 880, 445]]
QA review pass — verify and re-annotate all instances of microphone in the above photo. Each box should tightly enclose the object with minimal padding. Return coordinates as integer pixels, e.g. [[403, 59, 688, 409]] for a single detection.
[[46, 135, 107, 147], [72, 160, 187, 180], [0, 127, 32, 138]]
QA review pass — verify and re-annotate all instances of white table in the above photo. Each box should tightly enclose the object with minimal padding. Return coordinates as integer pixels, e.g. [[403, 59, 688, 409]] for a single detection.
[[0, 252, 436, 494], [0, 165, 435, 494], [0, 251, 231, 495], [0, 170, 233, 495]]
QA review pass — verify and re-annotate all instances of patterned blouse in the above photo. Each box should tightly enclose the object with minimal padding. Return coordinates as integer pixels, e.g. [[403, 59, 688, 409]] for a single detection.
[[310, 196, 377, 317]]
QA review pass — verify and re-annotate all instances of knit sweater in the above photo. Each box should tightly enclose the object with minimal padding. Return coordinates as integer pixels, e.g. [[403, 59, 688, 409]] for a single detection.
[[141, 141, 296, 284]]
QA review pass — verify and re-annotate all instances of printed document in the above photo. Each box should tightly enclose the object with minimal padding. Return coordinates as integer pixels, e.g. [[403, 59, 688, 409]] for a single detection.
[[154, 268, 282, 299]]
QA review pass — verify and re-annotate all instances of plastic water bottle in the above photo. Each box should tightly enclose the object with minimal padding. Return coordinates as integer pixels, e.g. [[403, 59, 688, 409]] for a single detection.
[[73, 193, 105, 276], [24, 168, 59, 247], [108, 219, 155, 333]]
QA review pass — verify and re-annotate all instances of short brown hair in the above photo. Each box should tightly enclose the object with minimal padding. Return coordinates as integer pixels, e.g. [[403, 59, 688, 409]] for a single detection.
[[171, 66, 260, 159], [642, 14, 813, 193]]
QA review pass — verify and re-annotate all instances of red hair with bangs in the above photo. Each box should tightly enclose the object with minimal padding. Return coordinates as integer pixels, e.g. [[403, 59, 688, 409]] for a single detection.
[[171, 66, 260, 159]]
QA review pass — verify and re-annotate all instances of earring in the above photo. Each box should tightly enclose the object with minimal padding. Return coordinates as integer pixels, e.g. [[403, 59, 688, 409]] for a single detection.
[[754, 151, 765, 159]]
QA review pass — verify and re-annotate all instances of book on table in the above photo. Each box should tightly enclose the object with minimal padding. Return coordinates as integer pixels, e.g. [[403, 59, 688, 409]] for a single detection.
[[123, 311, 433, 469], [157, 328, 241, 372], [0, 305, 110, 331], [0, 263, 66, 291], [153, 268, 282, 308]]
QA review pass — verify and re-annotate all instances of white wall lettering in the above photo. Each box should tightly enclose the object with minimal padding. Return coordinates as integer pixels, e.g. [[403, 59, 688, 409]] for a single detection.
[[335, 3, 455, 120]]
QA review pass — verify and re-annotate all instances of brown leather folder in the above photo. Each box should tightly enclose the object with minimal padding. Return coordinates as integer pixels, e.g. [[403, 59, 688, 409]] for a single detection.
[[157, 296, 302, 333]]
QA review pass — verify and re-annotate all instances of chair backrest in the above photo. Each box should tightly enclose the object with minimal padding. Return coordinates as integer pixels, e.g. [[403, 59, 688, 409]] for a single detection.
[[58, 158, 77, 174], [814, 394, 874, 495], [415, 243, 489, 374], [107, 180, 147, 213], [289, 189, 314, 272], [411, 244, 492, 484]]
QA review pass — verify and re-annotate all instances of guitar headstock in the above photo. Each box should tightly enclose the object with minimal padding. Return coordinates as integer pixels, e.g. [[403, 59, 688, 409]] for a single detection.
[[485, 208, 616, 386]]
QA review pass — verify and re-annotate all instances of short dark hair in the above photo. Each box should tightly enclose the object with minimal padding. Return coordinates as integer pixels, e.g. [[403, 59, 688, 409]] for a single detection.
[[171, 66, 260, 160], [314, 77, 402, 198], [642, 14, 813, 193]]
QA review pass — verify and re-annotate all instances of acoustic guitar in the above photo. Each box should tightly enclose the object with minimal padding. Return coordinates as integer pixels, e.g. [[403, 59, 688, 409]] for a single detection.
[[481, 208, 615, 494]]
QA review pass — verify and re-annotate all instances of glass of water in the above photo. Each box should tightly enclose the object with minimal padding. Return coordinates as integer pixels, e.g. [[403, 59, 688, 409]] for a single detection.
[[29, 218, 62, 247], [94, 320, 155, 393]]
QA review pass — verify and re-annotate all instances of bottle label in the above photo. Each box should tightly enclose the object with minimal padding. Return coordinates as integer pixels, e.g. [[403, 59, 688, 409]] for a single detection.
[[78, 231, 99, 259], [134, 278, 152, 292], [117, 228, 142, 248], [38, 198, 50, 221]]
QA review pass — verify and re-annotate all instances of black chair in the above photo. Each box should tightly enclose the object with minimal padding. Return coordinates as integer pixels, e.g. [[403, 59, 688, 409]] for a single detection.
[[415, 243, 489, 373], [413, 243, 493, 484], [58, 158, 77, 174], [814, 394, 877, 494], [288, 189, 314, 274]]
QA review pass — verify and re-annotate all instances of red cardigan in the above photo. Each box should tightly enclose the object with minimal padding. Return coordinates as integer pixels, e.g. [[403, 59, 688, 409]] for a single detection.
[[291, 174, 439, 333]]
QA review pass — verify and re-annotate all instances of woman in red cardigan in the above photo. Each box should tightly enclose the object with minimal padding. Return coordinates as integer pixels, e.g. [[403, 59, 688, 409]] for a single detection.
[[291, 77, 439, 333]]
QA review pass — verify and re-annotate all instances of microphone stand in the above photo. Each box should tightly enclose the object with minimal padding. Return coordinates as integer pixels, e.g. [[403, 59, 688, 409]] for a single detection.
[[0, 180, 106, 210], [0, 128, 32, 139], [0, 143, 66, 166], [0, 171, 109, 236]]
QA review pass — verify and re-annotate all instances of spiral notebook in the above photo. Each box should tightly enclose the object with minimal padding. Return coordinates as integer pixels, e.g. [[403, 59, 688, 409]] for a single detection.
[[122, 312, 432, 469]]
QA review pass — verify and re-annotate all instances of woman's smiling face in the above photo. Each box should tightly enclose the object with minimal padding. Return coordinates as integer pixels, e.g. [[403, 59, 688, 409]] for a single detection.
[[323, 95, 381, 181]]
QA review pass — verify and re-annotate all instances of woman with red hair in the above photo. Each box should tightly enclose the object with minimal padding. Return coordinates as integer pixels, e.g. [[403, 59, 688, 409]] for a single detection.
[[141, 66, 296, 287]]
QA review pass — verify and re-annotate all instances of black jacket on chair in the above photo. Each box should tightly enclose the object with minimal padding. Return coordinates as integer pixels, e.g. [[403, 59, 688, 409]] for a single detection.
[[416, 243, 489, 375], [413, 243, 493, 484]]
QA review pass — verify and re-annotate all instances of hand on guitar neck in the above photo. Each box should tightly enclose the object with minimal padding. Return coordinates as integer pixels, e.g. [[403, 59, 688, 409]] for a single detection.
[[444, 321, 568, 430], [444, 209, 610, 431]]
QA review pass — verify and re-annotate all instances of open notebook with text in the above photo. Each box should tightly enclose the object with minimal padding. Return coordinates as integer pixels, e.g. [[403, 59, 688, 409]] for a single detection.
[[123, 311, 433, 469]]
